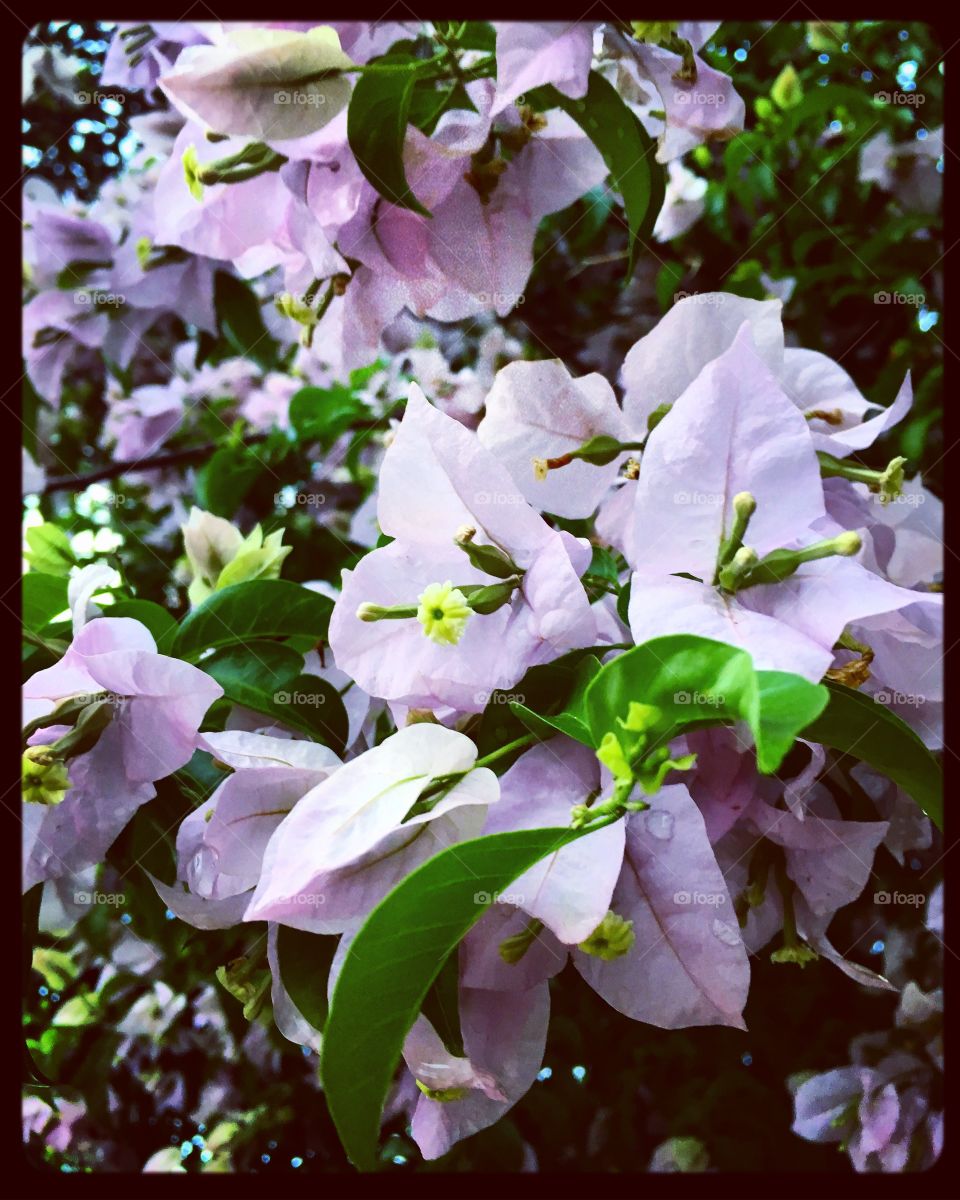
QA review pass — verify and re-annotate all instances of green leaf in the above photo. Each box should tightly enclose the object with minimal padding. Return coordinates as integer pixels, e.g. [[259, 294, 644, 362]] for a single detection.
[[473, 646, 606, 756], [22, 573, 69, 632], [802, 681, 943, 829], [275, 925, 337, 1033], [408, 78, 475, 135], [32, 948, 79, 992], [269, 674, 349, 754], [534, 71, 664, 280], [616, 577, 632, 627], [214, 271, 275, 370], [195, 443, 265, 518], [52, 992, 102, 1027], [108, 599, 177, 653], [725, 259, 767, 301], [347, 65, 431, 217], [584, 544, 621, 585], [202, 645, 348, 753], [55, 258, 113, 289], [289, 385, 366, 448], [321, 824, 602, 1170], [655, 262, 686, 312], [583, 635, 828, 773], [175, 748, 227, 807], [172, 579, 333, 661], [510, 653, 601, 746], [456, 21, 496, 51], [418, 949, 463, 1057], [24, 524, 77, 576], [780, 83, 881, 139], [348, 359, 387, 390], [203, 641, 304, 699]]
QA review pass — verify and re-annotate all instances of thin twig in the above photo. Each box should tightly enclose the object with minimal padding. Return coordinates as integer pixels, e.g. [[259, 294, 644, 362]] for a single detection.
[[41, 435, 268, 494]]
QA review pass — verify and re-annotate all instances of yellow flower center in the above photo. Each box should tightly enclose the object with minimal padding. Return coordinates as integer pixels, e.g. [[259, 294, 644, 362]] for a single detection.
[[416, 581, 472, 646]]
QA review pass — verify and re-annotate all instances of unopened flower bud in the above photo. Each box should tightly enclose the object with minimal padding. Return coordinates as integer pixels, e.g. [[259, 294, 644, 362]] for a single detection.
[[716, 493, 758, 578], [453, 533, 521, 580], [833, 531, 862, 556], [356, 601, 419, 623], [216, 955, 271, 1019], [733, 491, 756, 521], [498, 919, 543, 965], [739, 531, 862, 589], [572, 434, 629, 467], [47, 698, 114, 761], [276, 291, 318, 327], [460, 576, 522, 615], [718, 546, 759, 592], [405, 708, 439, 725], [534, 435, 642, 482]]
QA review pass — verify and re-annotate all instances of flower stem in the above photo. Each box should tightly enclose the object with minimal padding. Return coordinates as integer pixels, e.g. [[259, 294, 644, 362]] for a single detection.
[[474, 733, 538, 771]]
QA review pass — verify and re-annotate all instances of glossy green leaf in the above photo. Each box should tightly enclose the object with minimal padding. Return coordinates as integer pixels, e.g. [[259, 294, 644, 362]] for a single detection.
[[52, 992, 102, 1027], [22, 573, 69, 632], [455, 21, 496, 51], [347, 65, 431, 216], [108, 599, 177, 653], [214, 270, 274, 370], [195, 443, 265, 518], [276, 925, 338, 1033], [24, 524, 77, 577], [534, 71, 664, 280], [321, 824, 604, 1170], [418, 948, 463, 1058], [655, 261, 686, 312], [510, 653, 601, 746], [172, 579, 332, 661], [202, 641, 303, 697], [583, 635, 828, 773], [32, 948, 79, 992], [780, 83, 882, 140], [473, 646, 606, 756], [803, 681, 943, 828], [289, 385, 366, 448], [408, 78, 475, 135], [203, 644, 347, 754]]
